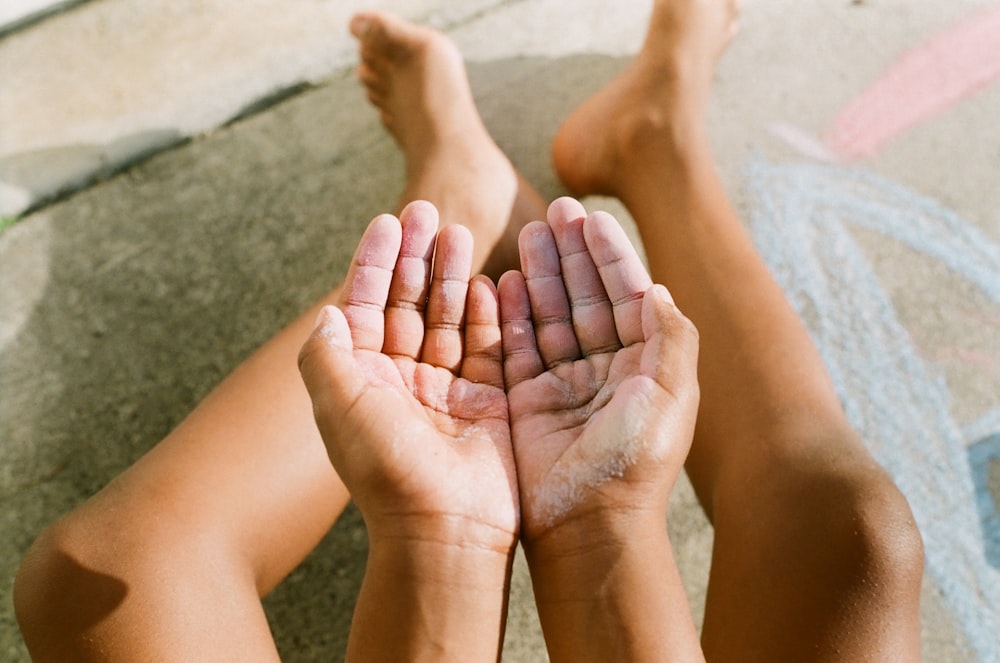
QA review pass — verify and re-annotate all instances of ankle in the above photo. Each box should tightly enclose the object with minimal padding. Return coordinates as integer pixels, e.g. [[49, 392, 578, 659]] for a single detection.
[[621, 99, 707, 163]]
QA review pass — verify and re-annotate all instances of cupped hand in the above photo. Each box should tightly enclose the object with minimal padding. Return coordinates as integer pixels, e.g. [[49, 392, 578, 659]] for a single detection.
[[498, 198, 700, 542], [299, 201, 517, 550]]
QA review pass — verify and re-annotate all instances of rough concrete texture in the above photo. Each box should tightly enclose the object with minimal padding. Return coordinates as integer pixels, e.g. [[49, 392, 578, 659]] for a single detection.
[[0, 0, 516, 216], [2, 0, 999, 661]]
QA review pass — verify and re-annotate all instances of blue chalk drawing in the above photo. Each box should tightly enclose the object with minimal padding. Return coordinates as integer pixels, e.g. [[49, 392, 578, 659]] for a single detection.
[[744, 158, 1000, 660], [967, 410, 1000, 570]]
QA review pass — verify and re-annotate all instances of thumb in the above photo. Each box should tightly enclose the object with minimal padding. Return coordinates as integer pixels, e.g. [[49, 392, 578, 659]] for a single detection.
[[298, 305, 365, 420], [640, 285, 700, 397]]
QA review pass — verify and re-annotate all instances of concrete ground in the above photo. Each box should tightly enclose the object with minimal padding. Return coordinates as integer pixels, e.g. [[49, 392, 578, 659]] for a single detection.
[[2, 0, 998, 660]]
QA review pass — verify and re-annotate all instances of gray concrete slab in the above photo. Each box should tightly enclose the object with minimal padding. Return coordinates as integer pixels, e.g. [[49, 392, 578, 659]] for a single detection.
[[2, 0, 999, 660], [0, 0, 516, 216]]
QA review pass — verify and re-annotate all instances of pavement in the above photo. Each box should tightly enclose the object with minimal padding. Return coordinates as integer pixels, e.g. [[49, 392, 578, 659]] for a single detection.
[[2, 0, 999, 660]]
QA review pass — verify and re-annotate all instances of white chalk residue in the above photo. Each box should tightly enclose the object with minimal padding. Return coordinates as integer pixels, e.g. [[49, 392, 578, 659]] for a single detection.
[[529, 380, 657, 526]]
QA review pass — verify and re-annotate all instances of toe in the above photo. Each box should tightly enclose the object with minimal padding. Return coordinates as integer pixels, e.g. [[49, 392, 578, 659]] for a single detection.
[[349, 12, 376, 40], [356, 62, 383, 90]]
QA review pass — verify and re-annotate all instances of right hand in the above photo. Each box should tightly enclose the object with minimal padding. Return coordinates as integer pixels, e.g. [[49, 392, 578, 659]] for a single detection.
[[498, 198, 700, 543]]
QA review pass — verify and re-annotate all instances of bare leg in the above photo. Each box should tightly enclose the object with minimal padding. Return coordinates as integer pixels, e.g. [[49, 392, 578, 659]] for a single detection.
[[351, 11, 547, 279], [553, 0, 924, 660], [14, 13, 546, 662]]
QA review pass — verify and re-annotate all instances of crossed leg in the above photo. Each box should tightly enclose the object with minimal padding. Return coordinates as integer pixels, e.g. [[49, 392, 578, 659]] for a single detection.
[[14, 13, 546, 662], [553, 0, 924, 660]]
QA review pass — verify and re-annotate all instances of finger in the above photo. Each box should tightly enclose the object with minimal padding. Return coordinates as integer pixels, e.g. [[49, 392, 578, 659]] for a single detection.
[[298, 305, 365, 429], [583, 211, 652, 347], [498, 270, 545, 389], [640, 285, 700, 399], [547, 197, 621, 356], [383, 201, 438, 359], [341, 213, 402, 351], [460, 275, 504, 389], [519, 221, 581, 368], [422, 224, 473, 372]]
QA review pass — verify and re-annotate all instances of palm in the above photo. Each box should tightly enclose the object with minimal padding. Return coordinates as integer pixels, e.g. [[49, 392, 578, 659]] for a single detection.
[[346, 350, 515, 527], [508, 347, 641, 523], [509, 343, 637, 463], [299, 204, 518, 543], [498, 200, 699, 539]]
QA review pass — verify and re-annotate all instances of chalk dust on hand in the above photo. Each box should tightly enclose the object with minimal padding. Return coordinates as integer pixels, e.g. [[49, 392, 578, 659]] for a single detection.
[[528, 377, 664, 527]]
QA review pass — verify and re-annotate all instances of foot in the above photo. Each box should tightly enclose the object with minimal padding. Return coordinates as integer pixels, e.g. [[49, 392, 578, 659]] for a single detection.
[[351, 12, 546, 278], [552, 0, 739, 198]]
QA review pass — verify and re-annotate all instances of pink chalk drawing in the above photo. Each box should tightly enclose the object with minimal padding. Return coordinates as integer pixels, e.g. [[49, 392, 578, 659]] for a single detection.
[[825, 6, 1000, 159], [935, 347, 997, 372], [755, 9, 1000, 661]]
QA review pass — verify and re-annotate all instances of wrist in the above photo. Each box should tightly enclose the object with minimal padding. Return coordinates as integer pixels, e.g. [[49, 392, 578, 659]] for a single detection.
[[365, 512, 517, 604], [347, 522, 516, 662], [522, 516, 704, 663], [367, 510, 518, 558], [524, 510, 669, 591], [367, 524, 516, 589], [524, 503, 665, 563]]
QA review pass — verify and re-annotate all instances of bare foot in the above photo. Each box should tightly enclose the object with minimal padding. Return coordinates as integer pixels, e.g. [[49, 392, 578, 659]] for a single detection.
[[552, 0, 739, 198], [351, 11, 546, 278]]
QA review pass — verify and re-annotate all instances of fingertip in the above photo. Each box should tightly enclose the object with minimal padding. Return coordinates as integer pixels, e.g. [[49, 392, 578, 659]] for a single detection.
[[517, 220, 552, 247], [584, 211, 651, 288], [370, 211, 400, 226], [469, 272, 498, 295], [299, 305, 352, 387], [517, 221, 558, 276], [433, 223, 475, 282], [357, 213, 403, 265], [496, 268, 524, 291], [399, 200, 440, 231], [437, 221, 474, 248], [467, 274, 500, 322], [642, 284, 672, 329], [396, 202, 438, 266], [642, 283, 698, 344], [547, 198, 589, 255], [496, 270, 527, 320], [313, 305, 353, 350], [649, 283, 675, 307], [547, 196, 587, 227], [349, 13, 372, 38], [583, 208, 620, 236]]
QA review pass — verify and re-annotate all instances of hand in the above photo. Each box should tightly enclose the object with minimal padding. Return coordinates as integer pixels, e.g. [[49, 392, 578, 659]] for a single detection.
[[299, 201, 517, 552], [498, 198, 700, 543]]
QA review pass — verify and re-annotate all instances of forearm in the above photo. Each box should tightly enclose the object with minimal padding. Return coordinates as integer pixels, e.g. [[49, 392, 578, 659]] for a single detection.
[[526, 516, 704, 663], [346, 521, 515, 663]]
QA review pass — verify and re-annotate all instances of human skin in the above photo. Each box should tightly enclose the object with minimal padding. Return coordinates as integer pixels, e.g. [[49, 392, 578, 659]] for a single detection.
[[297, 194, 707, 662], [499, 197, 705, 662], [14, 1, 925, 660], [14, 11, 547, 663], [552, 0, 924, 659], [298, 201, 519, 661]]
